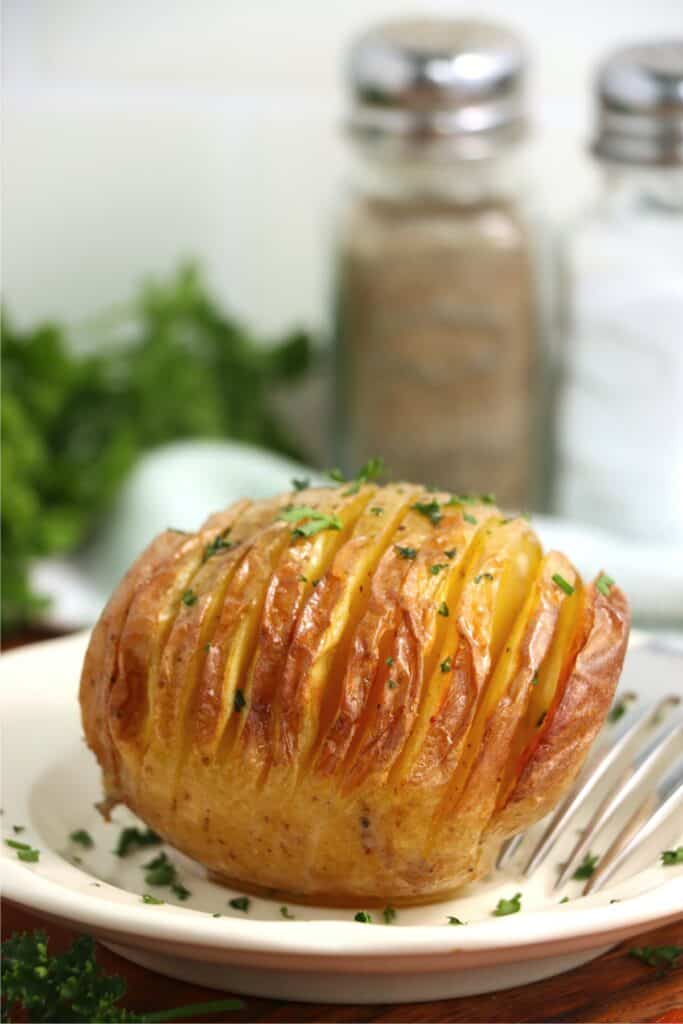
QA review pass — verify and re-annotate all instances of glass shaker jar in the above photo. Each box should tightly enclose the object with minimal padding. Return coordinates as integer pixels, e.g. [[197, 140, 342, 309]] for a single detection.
[[556, 42, 683, 542], [333, 19, 545, 509]]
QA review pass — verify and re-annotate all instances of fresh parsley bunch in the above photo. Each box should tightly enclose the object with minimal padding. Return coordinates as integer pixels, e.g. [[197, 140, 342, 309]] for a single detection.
[[1, 263, 313, 628], [1, 930, 243, 1022]]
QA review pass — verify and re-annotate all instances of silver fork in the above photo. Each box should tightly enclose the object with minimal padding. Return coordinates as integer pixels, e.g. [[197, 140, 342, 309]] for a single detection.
[[496, 693, 683, 894]]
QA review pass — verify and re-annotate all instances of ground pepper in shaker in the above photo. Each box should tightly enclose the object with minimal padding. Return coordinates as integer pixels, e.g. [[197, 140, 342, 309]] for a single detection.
[[333, 18, 544, 508]]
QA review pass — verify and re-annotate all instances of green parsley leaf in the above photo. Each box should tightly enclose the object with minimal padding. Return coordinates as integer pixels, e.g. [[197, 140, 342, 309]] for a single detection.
[[229, 896, 250, 912], [438, 601, 449, 617], [12, 825, 25, 834], [493, 892, 522, 916], [474, 572, 494, 584], [280, 905, 295, 919], [531, 672, 539, 686], [172, 882, 191, 900], [233, 689, 247, 713], [278, 505, 342, 538], [573, 852, 599, 880], [444, 548, 457, 559], [342, 457, 387, 495], [559, 896, 570, 904], [596, 572, 615, 596], [386, 656, 394, 666], [69, 829, 94, 849], [608, 694, 635, 724], [114, 826, 162, 858], [354, 911, 372, 923], [661, 846, 683, 866], [387, 678, 399, 690], [327, 467, 345, 482], [5, 838, 40, 862], [142, 893, 164, 904], [430, 563, 448, 575], [182, 589, 197, 606], [448, 916, 465, 925], [370, 506, 384, 516], [630, 945, 683, 969], [411, 500, 442, 525], [440, 657, 452, 673], [382, 906, 397, 924], [463, 512, 478, 525], [292, 477, 310, 491], [395, 545, 417, 560], [144, 852, 176, 887], [5, 839, 30, 850], [203, 531, 234, 561], [552, 573, 575, 596]]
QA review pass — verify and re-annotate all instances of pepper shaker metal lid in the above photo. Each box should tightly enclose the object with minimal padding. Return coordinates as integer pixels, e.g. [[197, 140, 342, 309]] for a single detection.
[[593, 41, 683, 165], [347, 18, 528, 156]]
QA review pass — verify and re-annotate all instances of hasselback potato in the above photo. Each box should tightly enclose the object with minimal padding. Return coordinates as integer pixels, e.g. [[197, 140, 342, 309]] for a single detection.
[[80, 481, 630, 906]]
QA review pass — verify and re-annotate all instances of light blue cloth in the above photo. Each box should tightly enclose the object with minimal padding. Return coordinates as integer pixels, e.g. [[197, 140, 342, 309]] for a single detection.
[[31, 440, 683, 629]]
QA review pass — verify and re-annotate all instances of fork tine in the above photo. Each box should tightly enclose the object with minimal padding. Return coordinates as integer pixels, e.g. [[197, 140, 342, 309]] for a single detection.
[[522, 696, 679, 878], [555, 721, 683, 889], [584, 777, 683, 894], [496, 832, 524, 869]]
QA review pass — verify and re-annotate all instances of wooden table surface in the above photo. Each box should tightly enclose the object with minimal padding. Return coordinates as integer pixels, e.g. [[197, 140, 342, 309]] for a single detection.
[[3, 630, 683, 1024]]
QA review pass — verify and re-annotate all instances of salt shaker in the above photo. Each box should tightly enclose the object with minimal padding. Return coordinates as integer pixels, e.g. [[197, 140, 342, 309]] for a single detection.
[[556, 42, 683, 541], [333, 19, 546, 509]]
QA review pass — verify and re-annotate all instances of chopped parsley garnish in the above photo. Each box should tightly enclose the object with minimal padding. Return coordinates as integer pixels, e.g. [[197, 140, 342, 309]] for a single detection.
[[411, 500, 442, 525], [142, 893, 164, 905], [573, 852, 599, 880], [370, 506, 384, 516], [387, 679, 398, 690], [630, 945, 682, 969], [182, 589, 197, 606], [354, 911, 372, 923], [339, 457, 387, 495], [429, 563, 448, 575], [552, 573, 575, 596], [212, 912, 222, 917], [440, 657, 452, 673], [608, 695, 634, 723], [12, 825, 25, 834], [463, 512, 478, 525], [114, 826, 161, 858], [480, 493, 496, 504], [395, 545, 417, 560], [233, 689, 247, 713], [493, 892, 522, 916], [438, 601, 449, 617], [382, 906, 396, 924], [448, 916, 465, 925], [596, 572, 615, 596], [444, 548, 457, 559], [229, 896, 251, 912], [292, 477, 310, 491], [203, 530, 234, 561], [278, 505, 342, 538], [474, 572, 494, 584], [143, 852, 175, 887], [559, 896, 570, 904], [0, 930, 245, 1019], [69, 829, 94, 849], [172, 883, 191, 900], [5, 839, 40, 862], [531, 672, 539, 686], [661, 846, 683, 866], [386, 656, 394, 666], [280, 905, 295, 919]]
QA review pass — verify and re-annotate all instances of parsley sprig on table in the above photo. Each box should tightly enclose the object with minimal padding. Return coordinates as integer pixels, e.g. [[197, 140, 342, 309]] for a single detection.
[[1, 263, 313, 629], [1, 931, 243, 1022]]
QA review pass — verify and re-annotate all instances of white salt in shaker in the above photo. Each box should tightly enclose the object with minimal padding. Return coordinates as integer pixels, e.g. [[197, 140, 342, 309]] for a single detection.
[[556, 42, 683, 542]]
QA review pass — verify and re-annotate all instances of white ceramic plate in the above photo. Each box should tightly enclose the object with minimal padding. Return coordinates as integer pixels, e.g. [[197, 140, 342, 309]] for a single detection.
[[2, 631, 682, 1004]]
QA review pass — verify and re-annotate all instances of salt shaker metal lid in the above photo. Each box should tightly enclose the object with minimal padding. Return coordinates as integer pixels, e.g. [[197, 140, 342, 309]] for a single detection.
[[592, 41, 683, 165], [347, 18, 528, 156]]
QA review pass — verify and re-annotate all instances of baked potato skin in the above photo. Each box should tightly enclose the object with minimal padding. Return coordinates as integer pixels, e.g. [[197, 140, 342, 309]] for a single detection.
[[80, 484, 630, 906]]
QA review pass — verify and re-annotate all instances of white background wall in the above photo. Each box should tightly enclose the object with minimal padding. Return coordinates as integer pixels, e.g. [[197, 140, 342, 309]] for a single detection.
[[3, 0, 683, 336]]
